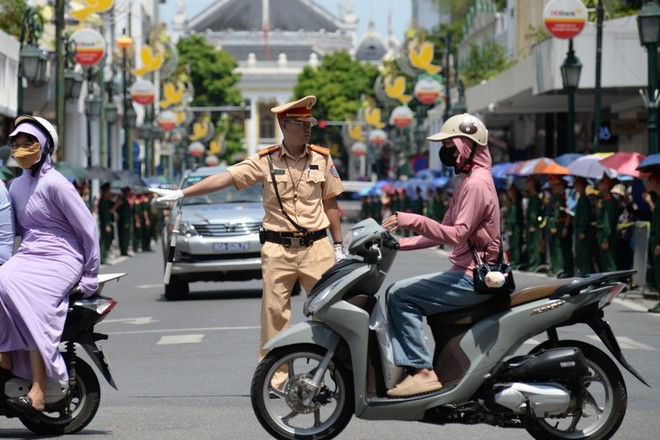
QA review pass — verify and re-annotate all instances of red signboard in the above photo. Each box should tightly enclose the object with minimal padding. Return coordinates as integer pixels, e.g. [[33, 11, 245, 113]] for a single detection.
[[71, 29, 106, 66]]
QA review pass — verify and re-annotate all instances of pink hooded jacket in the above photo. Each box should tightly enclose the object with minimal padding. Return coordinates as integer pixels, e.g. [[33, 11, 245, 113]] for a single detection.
[[395, 136, 501, 275]]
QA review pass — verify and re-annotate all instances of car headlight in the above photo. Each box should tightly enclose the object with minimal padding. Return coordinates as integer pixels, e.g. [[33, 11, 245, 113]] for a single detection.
[[178, 221, 198, 237]]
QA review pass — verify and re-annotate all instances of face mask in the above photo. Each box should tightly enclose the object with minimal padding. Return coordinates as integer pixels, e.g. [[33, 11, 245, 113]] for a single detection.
[[12, 143, 42, 169], [439, 146, 457, 168]]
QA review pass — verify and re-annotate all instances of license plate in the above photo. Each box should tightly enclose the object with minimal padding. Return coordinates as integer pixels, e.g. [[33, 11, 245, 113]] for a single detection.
[[213, 242, 249, 252]]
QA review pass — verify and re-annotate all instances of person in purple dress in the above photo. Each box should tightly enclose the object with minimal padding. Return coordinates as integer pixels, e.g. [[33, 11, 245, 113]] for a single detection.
[[0, 115, 100, 417]]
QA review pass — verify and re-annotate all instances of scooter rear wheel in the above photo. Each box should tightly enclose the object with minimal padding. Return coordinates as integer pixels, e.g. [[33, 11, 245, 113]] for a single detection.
[[525, 340, 627, 440], [19, 357, 101, 435], [251, 344, 354, 440]]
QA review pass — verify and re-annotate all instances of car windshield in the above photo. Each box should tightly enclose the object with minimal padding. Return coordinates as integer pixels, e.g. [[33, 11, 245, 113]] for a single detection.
[[181, 175, 263, 205]]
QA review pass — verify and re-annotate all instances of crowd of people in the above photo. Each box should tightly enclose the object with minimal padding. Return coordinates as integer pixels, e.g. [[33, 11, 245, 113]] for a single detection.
[[360, 169, 660, 313]]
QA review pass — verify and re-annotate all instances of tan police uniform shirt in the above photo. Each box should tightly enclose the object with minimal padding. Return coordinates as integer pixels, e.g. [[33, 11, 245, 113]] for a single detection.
[[227, 144, 344, 233]]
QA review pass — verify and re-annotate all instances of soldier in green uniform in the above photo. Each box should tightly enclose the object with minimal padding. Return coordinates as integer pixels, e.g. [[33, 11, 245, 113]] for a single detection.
[[132, 191, 143, 252], [140, 192, 153, 252], [644, 175, 660, 313], [524, 176, 542, 272], [596, 174, 620, 272], [505, 184, 524, 270], [97, 182, 114, 264], [371, 193, 383, 224], [433, 188, 447, 223], [361, 195, 371, 220], [573, 177, 596, 276], [550, 176, 574, 277], [115, 186, 132, 256]]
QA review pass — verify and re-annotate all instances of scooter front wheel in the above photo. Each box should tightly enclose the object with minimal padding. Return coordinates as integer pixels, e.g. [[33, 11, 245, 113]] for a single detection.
[[251, 344, 354, 440]]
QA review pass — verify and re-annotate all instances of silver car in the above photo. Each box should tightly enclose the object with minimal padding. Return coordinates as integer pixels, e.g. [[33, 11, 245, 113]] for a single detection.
[[162, 166, 264, 300]]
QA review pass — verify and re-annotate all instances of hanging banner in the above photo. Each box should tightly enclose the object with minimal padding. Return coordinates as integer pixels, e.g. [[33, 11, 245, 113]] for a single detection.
[[188, 141, 205, 158], [130, 79, 156, 105], [543, 0, 588, 39], [71, 29, 106, 66], [368, 129, 387, 147]]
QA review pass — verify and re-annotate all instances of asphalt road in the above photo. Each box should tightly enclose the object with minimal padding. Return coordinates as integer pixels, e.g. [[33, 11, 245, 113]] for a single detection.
[[1, 241, 659, 439]]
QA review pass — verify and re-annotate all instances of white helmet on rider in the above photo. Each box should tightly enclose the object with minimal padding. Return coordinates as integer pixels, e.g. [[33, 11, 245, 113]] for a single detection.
[[12, 114, 59, 154], [427, 113, 488, 146]]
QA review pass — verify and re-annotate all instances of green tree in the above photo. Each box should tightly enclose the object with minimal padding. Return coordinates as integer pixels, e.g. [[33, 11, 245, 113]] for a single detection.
[[460, 40, 514, 87], [0, 0, 27, 37], [293, 51, 379, 174], [176, 35, 244, 161]]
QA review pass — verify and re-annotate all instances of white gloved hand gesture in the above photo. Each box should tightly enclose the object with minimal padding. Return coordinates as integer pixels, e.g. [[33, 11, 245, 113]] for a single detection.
[[334, 243, 345, 261], [150, 187, 184, 203]]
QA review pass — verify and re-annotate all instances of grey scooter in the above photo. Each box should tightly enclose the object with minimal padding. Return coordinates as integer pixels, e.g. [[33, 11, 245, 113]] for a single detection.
[[250, 219, 648, 440]]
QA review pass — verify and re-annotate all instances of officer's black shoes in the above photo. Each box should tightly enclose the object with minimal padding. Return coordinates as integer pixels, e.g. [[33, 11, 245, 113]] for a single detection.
[[648, 302, 660, 314]]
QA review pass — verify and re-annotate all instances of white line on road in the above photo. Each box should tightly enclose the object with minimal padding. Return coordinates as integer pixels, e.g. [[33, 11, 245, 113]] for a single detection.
[[136, 284, 165, 289], [104, 325, 260, 335], [102, 317, 159, 325], [157, 334, 204, 345]]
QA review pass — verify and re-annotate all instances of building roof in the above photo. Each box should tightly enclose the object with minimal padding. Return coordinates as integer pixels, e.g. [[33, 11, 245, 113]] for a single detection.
[[354, 21, 387, 62], [189, 0, 344, 33]]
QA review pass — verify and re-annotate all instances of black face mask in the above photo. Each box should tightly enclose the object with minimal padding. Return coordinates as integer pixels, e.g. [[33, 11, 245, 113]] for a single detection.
[[439, 146, 457, 168]]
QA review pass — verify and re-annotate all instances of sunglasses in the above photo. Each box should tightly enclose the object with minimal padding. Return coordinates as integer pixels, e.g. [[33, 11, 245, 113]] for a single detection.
[[286, 119, 318, 129]]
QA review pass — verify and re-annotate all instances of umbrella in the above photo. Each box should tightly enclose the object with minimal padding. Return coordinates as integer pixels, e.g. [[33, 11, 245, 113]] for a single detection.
[[638, 153, 660, 173], [114, 170, 147, 188], [414, 169, 442, 181], [537, 162, 569, 175], [506, 157, 558, 176], [491, 162, 512, 179], [87, 165, 119, 182], [54, 161, 89, 179], [554, 153, 585, 167], [566, 154, 619, 179], [430, 176, 450, 188], [598, 152, 647, 178]]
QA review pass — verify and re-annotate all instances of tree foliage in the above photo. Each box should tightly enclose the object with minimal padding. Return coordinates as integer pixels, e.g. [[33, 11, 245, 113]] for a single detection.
[[176, 35, 244, 160], [294, 51, 380, 123], [0, 0, 27, 37], [460, 40, 513, 87]]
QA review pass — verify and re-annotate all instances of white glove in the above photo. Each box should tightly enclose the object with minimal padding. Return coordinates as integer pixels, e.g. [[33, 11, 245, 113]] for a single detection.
[[150, 187, 184, 203], [334, 243, 345, 261]]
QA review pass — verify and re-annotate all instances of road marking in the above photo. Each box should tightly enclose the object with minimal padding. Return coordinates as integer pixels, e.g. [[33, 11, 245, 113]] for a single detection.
[[587, 335, 656, 350], [104, 325, 260, 335], [157, 334, 204, 345], [136, 284, 165, 289], [102, 317, 159, 325]]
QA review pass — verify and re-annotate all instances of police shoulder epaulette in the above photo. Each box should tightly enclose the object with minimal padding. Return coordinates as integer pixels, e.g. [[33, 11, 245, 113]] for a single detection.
[[258, 145, 281, 157], [308, 144, 329, 156]]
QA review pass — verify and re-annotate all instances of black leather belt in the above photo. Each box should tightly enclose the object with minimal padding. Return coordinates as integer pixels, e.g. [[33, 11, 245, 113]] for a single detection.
[[261, 229, 327, 248]]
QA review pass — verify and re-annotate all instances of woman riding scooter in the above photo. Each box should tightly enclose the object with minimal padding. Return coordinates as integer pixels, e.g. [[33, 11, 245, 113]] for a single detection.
[[382, 113, 500, 398], [0, 115, 100, 416]]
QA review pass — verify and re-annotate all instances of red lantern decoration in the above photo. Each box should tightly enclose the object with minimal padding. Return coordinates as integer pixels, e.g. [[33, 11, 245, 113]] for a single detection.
[[368, 129, 387, 147], [188, 141, 205, 158], [414, 75, 443, 105], [350, 142, 367, 157], [390, 105, 414, 128]]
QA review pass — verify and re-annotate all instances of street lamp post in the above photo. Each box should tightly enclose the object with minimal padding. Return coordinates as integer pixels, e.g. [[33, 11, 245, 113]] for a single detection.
[[638, 0, 660, 155], [17, 7, 47, 115], [560, 39, 582, 154], [116, 31, 134, 171]]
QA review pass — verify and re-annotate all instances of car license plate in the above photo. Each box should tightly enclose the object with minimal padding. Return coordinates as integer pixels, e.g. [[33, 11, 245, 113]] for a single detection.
[[213, 242, 249, 252]]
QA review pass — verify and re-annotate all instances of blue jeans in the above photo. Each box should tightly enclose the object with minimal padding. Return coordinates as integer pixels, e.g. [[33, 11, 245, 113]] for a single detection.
[[387, 270, 491, 369]]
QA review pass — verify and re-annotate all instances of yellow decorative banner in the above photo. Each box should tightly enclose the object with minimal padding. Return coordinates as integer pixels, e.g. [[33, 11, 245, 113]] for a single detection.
[[160, 81, 185, 109], [133, 45, 163, 77], [70, 0, 114, 21], [384, 76, 411, 104], [347, 123, 365, 142], [365, 107, 386, 129], [409, 41, 441, 75]]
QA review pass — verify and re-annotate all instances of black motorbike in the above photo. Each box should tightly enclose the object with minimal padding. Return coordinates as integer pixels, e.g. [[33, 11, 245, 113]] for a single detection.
[[0, 273, 124, 435]]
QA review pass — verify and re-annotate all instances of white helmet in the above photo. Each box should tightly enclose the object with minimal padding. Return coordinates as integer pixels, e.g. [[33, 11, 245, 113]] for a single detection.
[[13, 114, 59, 154], [427, 113, 488, 146]]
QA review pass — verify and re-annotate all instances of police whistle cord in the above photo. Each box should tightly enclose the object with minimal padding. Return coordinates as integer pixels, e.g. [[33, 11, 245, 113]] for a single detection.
[[164, 206, 183, 285]]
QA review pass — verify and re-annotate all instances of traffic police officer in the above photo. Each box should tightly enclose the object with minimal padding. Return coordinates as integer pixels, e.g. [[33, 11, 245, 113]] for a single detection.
[[150, 95, 345, 385]]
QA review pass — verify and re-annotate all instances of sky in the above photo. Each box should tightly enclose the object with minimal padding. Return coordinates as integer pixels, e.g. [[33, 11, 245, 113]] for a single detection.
[[158, 0, 413, 42]]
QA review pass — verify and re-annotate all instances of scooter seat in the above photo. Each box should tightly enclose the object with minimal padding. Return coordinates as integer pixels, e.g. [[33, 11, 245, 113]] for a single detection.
[[427, 277, 578, 327]]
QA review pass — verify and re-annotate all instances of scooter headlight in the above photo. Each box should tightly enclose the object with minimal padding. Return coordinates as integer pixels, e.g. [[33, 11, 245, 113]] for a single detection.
[[303, 279, 343, 316]]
